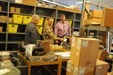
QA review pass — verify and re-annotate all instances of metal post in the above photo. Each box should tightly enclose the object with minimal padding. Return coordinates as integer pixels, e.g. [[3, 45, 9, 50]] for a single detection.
[[80, 0, 86, 28]]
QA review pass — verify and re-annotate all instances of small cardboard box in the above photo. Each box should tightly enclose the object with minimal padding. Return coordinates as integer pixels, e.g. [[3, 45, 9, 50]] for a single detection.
[[0, 16, 7, 22], [15, 0, 37, 6], [13, 14, 23, 24], [0, 6, 2, 11], [15, 8, 21, 13], [8, 24, 18, 33], [66, 61, 94, 75], [41, 40, 50, 54], [8, 18, 13, 23], [0, 27, 2, 32], [70, 36, 99, 67], [95, 60, 109, 75], [23, 16, 32, 24], [10, 7, 15, 13]]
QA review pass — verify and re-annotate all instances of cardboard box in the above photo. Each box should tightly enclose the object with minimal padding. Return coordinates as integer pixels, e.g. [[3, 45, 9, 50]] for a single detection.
[[70, 36, 99, 67], [8, 18, 13, 23], [23, 16, 32, 24], [13, 14, 23, 24], [91, 10, 102, 18], [0, 6, 2, 11], [85, 18, 101, 25], [0, 27, 2, 32], [41, 40, 50, 54], [95, 60, 109, 75], [66, 61, 94, 75], [15, 0, 37, 6], [10, 7, 15, 13], [8, 24, 18, 33], [0, 16, 7, 22], [15, 8, 20, 13], [101, 8, 113, 28], [98, 50, 108, 61]]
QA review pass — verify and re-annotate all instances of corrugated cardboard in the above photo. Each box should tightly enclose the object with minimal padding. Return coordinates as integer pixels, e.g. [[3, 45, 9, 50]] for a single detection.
[[66, 61, 94, 75], [41, 40, 50, 54], [91, 10, 102, 19], [98, 50, 108, 61], [101, 8, 113, 28], [0, 27, 2, 32], [10, 7, 15, 13], [8, 18, 13, 23], [0, 16, 7, 22], [70, 36, 99, 67], [95, 60, 109, 75], [15, 8, 20, 13], [15, 0, 37, 6]]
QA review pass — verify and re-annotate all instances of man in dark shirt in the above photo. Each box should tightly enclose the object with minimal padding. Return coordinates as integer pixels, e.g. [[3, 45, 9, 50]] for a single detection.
[[25, 14, 40, 45]]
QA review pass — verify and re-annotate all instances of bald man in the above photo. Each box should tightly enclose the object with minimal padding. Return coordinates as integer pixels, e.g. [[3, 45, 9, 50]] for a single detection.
[[25, 14, 40, 45]]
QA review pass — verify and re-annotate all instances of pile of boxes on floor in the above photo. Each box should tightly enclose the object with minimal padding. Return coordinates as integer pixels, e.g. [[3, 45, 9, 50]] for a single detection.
[[66, 36, 109, 75]]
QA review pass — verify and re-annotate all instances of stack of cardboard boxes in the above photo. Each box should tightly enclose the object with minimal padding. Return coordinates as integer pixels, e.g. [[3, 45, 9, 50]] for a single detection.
[[66, 36, 109, 75], [10, 7, 21, 13]]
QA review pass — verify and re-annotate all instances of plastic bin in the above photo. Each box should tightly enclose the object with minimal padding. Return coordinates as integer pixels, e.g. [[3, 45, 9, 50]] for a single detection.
[[23, 16, 32, 24], [8, 24, 18, 33], [13, 14, 23, 24]]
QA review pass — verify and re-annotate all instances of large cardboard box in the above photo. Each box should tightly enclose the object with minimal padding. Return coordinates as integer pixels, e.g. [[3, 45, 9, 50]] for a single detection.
[[70, 36, 99, 67], [66, 61, 94, 75], [0, 27, 2, 32], [95, 60, 109, 75], [101, 8, 113, 28], [91, 10, 102, 19], [15, 0, 37, 6]]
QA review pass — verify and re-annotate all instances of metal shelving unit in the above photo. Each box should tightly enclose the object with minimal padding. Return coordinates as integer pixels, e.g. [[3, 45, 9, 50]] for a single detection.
[[0, 1, 81, 51]]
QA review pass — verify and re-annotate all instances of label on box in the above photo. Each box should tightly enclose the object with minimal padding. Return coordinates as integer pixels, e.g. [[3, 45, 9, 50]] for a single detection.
[[82, 40, 88, 47], [73, 66, 78, 75], [67, 62, 72, 72], [97, 65, 102, 69], [79, 68, 85, 75], [76, 39, 81, 49], [72, 36, 76, 46]]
